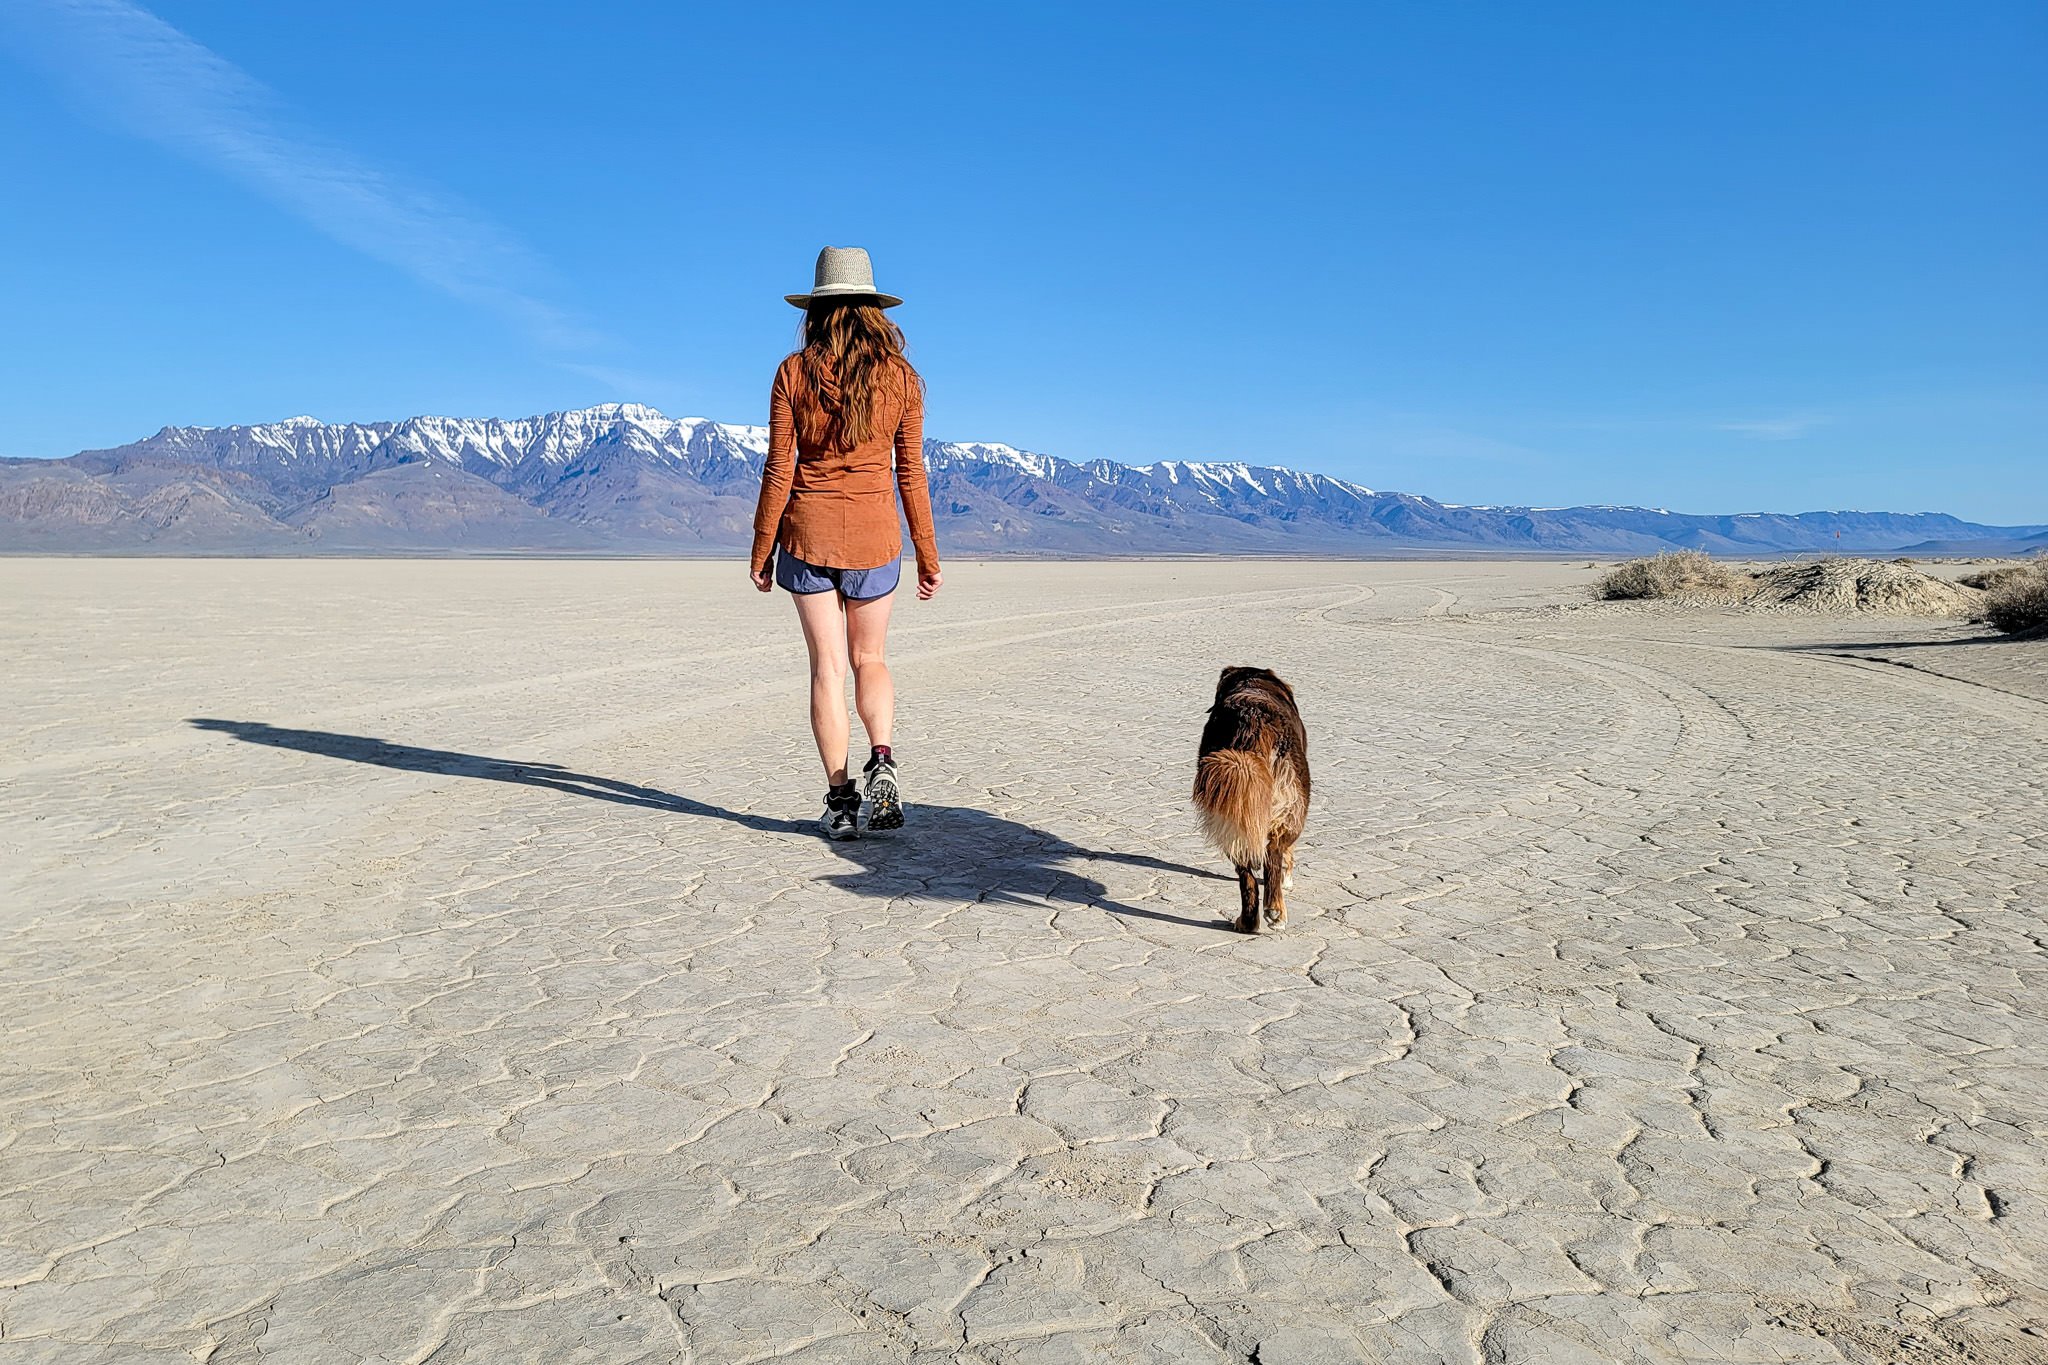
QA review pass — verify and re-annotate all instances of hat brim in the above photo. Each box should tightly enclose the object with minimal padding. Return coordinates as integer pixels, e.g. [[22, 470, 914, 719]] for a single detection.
[[786, 288, 903, 309]]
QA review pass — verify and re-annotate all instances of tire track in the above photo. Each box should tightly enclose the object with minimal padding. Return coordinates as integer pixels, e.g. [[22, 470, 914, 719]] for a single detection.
[[0, 581, 1367, 785], [1636, 636, 2048, 724]]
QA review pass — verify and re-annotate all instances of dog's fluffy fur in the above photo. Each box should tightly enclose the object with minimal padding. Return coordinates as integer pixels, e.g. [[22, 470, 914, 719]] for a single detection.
[[1193, 666, 1310, 933]]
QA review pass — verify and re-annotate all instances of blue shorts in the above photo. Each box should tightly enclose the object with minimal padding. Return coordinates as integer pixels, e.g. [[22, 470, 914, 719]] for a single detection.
[[774, 549, 902, 601]]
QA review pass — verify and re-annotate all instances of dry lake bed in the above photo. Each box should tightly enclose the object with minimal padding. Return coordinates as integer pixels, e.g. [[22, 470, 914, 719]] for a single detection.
[[2, 558, 2043, 1364]]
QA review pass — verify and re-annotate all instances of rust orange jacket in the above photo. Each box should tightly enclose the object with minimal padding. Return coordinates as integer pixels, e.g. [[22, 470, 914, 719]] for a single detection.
[[749, 354, 940, 576]]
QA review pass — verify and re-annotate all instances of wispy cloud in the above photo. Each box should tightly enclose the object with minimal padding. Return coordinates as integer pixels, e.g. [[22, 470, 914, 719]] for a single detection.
[[1716, 415, 1830, 442], [1, 0, 611, 358], [1539, 411, 1834, 442]]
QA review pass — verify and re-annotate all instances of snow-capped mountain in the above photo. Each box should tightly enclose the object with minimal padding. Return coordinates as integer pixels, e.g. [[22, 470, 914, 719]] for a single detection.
[[2, 404, 2040, 556]]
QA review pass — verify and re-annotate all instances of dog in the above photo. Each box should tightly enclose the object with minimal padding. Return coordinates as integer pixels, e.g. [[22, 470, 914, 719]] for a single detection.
[[1193, 666, 1310, 933]]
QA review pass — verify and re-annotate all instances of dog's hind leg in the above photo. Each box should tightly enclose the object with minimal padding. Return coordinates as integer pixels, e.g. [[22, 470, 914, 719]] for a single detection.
[[1235, 864, 1261, 933], [1263, 835, 1293, 929]]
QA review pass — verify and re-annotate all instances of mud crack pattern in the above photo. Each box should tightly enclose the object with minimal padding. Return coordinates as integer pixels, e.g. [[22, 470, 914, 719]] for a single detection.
[[1, 559, 2043, 1363]]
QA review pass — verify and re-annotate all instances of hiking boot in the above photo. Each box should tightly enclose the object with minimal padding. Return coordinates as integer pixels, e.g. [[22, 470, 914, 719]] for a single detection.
[[821, 784, 862, 840], [862, 750, 903, 831]]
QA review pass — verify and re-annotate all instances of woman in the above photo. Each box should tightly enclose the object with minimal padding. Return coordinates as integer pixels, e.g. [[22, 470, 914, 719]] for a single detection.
[[751, 246, 942, 839]]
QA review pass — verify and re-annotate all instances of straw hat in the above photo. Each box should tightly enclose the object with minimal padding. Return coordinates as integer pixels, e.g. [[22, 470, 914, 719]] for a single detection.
[[785, 246, 902, 309]]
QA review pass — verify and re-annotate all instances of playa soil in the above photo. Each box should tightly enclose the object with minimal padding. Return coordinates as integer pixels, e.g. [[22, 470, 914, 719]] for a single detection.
[[2, 558, 2043, 1364]]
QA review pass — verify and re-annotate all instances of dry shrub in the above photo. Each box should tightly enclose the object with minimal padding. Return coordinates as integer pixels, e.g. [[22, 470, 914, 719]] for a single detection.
[[1959, 562, 2035, 591], [1983, 562, 2048, 635], [1596, 550, 1745, 601]]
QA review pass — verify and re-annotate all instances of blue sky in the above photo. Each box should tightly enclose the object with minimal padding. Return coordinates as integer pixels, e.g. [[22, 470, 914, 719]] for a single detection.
[[2, 1, 2042, 521]]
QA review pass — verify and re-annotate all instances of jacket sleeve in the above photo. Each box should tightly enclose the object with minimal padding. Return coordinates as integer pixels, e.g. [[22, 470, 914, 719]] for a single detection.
[[750, 362, 797, 575], [894, 373, 940, 576]]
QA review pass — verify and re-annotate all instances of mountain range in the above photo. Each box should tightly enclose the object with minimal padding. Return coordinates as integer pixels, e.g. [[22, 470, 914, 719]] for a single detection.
[[3, 404, 2042, 558]]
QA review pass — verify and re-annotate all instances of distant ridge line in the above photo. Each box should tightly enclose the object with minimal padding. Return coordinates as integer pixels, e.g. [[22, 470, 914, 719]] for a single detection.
[[3, 404, 2042, 557]]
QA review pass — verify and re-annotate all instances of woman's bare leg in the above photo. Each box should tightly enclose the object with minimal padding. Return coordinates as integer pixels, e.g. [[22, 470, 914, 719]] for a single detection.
[[792, 589, 851, 784], [844, 590, 896, 750]]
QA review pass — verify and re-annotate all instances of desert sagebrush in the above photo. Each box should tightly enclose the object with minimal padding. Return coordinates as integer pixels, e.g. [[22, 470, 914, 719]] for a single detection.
[[1983, 561, 2048, 635], [1595, 550, 1746, 601]]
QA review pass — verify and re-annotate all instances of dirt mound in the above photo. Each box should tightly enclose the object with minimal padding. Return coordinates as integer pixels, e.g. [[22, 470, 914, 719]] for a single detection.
[[1746, 558, 1984, 617]]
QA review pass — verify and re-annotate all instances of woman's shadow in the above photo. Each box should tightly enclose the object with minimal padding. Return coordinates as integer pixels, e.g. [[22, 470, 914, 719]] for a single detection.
[[188, 719, 1234, 932]]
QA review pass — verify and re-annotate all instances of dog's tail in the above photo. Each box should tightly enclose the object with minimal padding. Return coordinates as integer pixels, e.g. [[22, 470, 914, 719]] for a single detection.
[[1194, 749, 1272, 868]]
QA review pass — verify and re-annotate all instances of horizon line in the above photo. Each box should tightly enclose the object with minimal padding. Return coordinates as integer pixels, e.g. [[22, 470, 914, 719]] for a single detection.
[[8, 404, 2044, 530]]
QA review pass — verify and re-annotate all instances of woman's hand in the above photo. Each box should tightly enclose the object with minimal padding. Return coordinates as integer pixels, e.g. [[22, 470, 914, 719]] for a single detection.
[[751, 566, 774, 593], [917, 568, 942, 601]]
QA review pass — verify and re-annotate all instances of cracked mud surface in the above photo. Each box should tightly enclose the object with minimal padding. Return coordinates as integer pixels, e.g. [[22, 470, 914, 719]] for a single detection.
[[2, 558, 2044, 1364]]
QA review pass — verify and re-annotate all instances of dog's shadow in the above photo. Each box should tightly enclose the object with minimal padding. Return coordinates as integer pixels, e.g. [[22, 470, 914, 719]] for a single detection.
[[188, 719, 1235, 932]]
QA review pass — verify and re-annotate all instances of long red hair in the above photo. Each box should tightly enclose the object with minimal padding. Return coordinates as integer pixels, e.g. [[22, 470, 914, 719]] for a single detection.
[[795, 299, 922, 449]]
